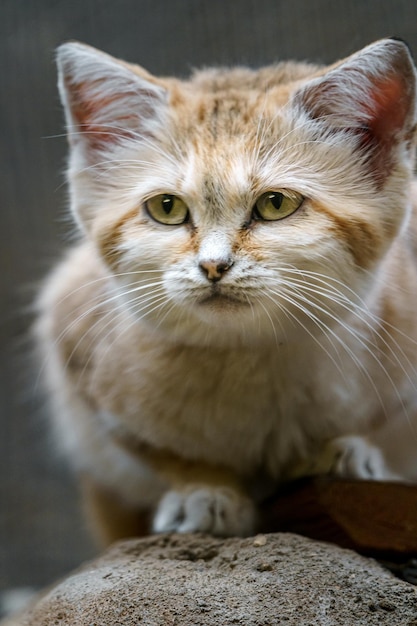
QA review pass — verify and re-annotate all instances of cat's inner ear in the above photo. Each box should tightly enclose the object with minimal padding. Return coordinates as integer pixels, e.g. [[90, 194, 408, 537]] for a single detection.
[[294, 39, 417, 179], [57, 42, 168, 152]]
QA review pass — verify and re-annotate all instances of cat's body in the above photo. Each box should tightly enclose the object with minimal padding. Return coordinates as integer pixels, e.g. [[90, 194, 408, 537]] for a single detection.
[[36, 39, 417, 543]]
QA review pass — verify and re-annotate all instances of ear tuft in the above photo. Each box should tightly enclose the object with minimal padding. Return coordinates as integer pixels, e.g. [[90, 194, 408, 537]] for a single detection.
[[57, 42, 168, 153]]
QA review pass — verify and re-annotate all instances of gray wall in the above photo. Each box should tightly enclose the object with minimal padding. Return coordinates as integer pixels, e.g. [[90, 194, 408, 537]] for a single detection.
[[1, 0, 416, 592]]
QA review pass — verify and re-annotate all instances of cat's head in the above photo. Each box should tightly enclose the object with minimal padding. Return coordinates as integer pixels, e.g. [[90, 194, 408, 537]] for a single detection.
[[57, 39, 416, 347]]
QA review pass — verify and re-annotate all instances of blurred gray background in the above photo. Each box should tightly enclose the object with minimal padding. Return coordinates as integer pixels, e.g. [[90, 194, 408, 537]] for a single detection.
[[1, 0, 417, 595]]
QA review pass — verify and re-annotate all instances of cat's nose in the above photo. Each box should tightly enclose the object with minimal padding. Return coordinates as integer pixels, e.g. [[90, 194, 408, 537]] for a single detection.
[[199, 259, 234, 282]]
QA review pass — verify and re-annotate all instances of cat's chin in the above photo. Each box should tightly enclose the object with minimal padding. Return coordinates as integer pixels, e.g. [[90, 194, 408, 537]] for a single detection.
[[186, 294, 275, 347], [143, 292, 262, 347]]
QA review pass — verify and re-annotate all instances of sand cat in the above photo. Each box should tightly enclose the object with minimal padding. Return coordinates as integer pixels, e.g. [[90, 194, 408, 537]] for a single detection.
[[36, 38, 417, 544]]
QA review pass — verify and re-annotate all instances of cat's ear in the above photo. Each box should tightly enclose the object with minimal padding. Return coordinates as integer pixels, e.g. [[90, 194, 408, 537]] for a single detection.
[[294, 39, 417, 180], [57, 42, 168, 154]]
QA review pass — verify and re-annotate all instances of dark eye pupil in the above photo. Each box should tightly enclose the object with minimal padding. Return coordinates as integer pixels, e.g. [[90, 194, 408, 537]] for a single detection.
[[269, 193, 283, 210], [162, 195, 174, 214]]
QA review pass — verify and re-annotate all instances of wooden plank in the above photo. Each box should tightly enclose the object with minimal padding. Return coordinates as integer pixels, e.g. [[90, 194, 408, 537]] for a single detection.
[[260, 478, 417, 561]]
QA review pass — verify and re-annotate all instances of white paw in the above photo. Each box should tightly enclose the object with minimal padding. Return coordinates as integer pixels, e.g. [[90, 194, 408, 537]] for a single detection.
[[316, 435, 399, 480], [152, 486, 256, 537]]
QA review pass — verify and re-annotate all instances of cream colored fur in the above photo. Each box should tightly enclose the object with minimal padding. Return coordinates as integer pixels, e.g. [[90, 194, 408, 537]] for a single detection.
[[36, 39, 417, 540]]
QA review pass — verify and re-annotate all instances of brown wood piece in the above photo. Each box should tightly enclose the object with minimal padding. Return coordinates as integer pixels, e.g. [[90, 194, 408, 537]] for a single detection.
[[259, 478, 417, 561]]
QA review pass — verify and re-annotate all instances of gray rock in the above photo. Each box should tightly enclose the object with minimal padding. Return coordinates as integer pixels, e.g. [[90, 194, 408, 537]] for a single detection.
[[4, 533, 417, 625]]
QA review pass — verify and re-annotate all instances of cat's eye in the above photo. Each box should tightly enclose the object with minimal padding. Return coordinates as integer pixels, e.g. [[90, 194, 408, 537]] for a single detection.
[[145, 194, 189, 225], [253, 191, 304, 221]]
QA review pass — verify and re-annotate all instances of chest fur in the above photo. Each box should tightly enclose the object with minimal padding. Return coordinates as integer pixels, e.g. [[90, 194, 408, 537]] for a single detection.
[[79, 328, 361, 475]]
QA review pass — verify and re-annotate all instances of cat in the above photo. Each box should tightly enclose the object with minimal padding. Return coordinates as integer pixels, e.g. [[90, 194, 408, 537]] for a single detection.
[[35, 38, 417, 545]]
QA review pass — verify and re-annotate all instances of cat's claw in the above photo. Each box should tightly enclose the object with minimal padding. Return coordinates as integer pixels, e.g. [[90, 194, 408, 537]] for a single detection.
[[152, 486, 256, 537]]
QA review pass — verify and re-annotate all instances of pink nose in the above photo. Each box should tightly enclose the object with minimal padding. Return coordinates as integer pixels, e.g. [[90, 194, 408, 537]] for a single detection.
[[199, 259, 233, 281]]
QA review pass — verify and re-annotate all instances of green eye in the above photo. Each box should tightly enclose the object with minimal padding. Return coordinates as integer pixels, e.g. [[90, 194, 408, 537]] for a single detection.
[[253, 190, 304, 221], [145, 194, 189, 225]]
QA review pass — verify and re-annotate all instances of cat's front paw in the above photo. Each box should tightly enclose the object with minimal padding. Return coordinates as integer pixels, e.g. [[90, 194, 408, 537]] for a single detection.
[[313, 435, 400, 480], [152, 485, 256, 537]]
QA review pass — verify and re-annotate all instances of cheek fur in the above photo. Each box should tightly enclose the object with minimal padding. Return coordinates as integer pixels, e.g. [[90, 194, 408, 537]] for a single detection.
[[94, 208, 192, 275], [95, 208, 142, 270], [312, 202, 384, 270]]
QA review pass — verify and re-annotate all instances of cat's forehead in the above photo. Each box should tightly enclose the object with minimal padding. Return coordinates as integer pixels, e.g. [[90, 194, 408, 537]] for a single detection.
[[168, 60, 321, 143], [170, 90, 298, 205], [179, 145, 254, 210], [175, 110, 267, 208], [175, 83, 292, 138]]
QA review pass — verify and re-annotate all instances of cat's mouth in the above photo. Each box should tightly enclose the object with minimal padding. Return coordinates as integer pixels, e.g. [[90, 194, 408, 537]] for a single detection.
[[197, 290, 247, 309]]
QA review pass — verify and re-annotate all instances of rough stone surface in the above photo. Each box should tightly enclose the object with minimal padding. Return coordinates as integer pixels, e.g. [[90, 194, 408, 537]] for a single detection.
[[4, 533, 417, 625]]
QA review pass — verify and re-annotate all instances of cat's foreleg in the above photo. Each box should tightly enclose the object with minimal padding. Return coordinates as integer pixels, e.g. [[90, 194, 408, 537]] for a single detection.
[[80, 473, 152, 545]]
